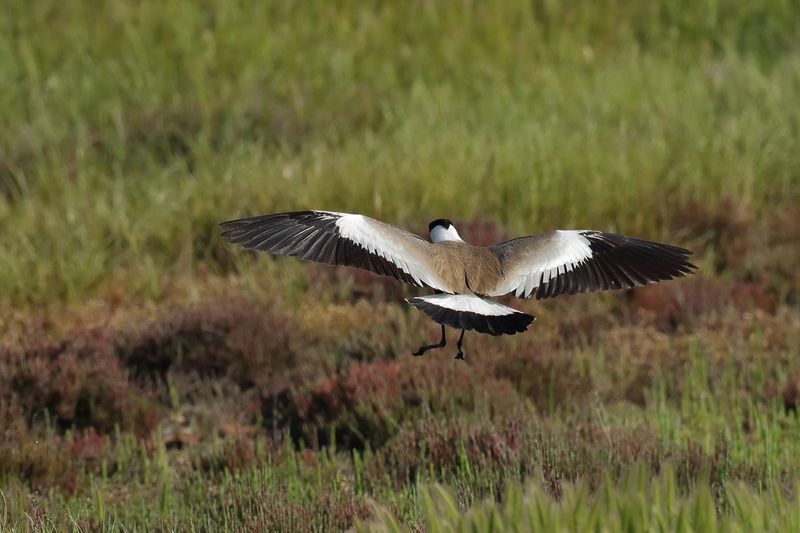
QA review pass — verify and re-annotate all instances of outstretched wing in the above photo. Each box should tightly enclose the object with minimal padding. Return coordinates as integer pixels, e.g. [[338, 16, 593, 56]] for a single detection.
[[220, 210, 449, 291], [489, 230, 696, 299]]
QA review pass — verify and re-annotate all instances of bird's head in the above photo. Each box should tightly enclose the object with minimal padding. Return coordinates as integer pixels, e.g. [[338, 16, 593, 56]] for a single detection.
[[428, 219, 464, 243]]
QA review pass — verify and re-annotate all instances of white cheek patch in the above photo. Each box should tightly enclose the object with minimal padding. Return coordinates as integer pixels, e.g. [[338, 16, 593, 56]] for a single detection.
[[430, 226, 464, 243]]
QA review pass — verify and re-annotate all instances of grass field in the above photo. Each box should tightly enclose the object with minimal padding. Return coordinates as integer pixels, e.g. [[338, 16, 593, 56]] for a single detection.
[[1, 1, 799, 531]]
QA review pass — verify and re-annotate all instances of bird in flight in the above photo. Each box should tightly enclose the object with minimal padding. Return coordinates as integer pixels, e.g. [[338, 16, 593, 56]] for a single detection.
[[220, 211, 695, 360]]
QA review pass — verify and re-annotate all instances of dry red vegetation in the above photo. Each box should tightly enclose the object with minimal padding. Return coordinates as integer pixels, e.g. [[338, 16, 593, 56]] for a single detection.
[[0, 202, 798, 518]]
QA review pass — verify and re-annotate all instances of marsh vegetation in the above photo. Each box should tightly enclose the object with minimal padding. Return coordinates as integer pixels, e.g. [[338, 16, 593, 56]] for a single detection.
[[1, 1, 799, 531]]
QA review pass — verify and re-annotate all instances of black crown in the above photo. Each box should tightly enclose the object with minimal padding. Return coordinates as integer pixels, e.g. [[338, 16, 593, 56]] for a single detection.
[[428, 219, 452, 232]]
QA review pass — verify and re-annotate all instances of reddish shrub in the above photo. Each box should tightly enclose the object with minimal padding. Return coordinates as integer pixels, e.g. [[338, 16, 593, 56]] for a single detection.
[[116, 298, 298, 387], [671, 197, 751, 273], [669, 198, 800, 303], [374, 417, 529, 485], [490, 343, 593, 413], [783, 379, 799, 413], [198, 436, 257, 474], [1, 329, 158, 434], [0, 425, 112, 493], [236, 491, 371, 532], [274, 357, 525, 451], [622, 275, 777, 331]]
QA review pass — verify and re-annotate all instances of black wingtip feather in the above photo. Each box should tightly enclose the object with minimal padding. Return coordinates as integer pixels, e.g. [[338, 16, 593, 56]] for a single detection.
[[534, 232, 697, 300]]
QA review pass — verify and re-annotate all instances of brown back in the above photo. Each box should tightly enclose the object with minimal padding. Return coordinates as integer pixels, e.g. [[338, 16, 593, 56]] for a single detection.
[[428, 242, 502, 295]]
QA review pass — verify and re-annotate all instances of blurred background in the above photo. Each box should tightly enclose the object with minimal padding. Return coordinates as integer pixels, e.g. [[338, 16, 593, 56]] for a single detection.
[[1, 1, 799, 530]]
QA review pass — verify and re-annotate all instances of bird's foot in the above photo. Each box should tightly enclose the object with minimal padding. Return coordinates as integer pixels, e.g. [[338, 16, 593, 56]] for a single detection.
[[453, 329, 466, 360], [412, 342, 445, 356], [412, 325, 446, 357]]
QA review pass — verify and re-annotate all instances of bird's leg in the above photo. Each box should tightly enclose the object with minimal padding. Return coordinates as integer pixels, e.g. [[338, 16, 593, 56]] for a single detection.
[[454, 329, 466, 360], [412, 324, 446, 356]]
